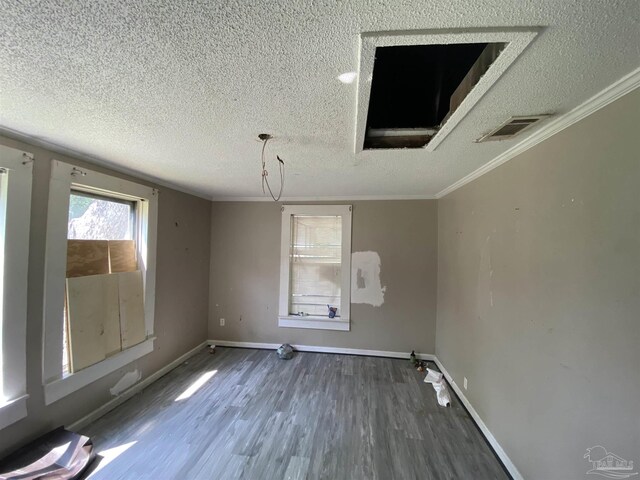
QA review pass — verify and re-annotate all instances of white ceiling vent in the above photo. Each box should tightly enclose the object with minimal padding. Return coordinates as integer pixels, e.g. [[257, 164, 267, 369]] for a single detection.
[[475, 115, 550, 142]]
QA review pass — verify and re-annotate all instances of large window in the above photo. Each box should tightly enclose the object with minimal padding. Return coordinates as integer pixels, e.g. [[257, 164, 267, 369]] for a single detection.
[[63, 191, 141, 375], [43, 160, 158, 405], [0, 145, 33, 429], [279, 205, 351, 331]]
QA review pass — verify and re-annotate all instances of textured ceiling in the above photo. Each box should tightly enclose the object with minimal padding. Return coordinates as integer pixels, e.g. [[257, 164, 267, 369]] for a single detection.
[[1, 0, 639, 200]]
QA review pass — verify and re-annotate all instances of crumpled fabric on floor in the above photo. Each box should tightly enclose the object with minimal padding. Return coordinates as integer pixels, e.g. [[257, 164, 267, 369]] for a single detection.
[[424, 368, 451, 407]]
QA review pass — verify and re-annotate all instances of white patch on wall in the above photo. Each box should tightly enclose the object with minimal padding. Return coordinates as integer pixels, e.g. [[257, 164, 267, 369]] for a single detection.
[[110, 369, 141, 396], [351, 251, 386, 307]]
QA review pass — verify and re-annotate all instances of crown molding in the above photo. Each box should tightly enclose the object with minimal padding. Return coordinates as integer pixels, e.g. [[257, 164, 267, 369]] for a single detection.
[[210, 194, 436, 202], [436, 66, 640, 198]]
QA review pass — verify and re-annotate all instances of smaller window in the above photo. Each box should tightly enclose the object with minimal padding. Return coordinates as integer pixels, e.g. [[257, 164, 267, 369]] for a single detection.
[[290, 215, 342, 317], [279, 205, 352, 331]]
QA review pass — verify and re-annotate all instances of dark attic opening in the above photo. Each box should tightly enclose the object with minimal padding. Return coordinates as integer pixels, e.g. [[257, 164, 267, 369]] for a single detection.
[[364, 42, 505, 150]]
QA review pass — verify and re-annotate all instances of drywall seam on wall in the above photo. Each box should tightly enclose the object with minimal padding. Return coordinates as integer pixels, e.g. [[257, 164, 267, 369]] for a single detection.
[[477, 235, 494, 311], [351, 251, 386, 307], [109, 369, 141, 396]]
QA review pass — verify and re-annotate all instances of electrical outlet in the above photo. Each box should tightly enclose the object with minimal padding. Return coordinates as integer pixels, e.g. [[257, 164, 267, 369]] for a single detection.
[[220, 318, 225, 326], [463, 377, 468, 390]]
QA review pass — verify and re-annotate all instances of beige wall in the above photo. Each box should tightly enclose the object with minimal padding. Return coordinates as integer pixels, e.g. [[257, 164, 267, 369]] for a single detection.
[[0, 135, 211, 457], [4, 86, 638, 477], [436, 88, 640, 479], [209, 200, 438, 353]]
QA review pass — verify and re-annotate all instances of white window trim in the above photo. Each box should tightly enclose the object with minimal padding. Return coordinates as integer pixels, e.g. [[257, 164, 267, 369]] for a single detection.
[[278, 205, 351, 331], [0, 145, 33, 429], [44, 337, 155, 405], [42, 160, 158, 405]]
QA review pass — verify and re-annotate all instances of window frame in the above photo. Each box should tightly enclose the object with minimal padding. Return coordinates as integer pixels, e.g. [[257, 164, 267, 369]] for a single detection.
[[0, 145, 33, 429], [42, 160, 158, 405], [278, 205, 352, 331], [62, 189, 137, 375]]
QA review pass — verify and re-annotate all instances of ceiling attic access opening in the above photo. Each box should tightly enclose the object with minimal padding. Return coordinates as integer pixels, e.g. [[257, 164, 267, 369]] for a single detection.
[[363, 42, 505, 150]]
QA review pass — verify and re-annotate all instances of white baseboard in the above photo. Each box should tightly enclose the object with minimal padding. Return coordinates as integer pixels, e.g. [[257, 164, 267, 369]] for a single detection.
[[67, 341, 208, 432], [210, 339, 520, 478], [432, 358, 523, 480], [66, 338, 520, 480], [207, 339, 436, 361]]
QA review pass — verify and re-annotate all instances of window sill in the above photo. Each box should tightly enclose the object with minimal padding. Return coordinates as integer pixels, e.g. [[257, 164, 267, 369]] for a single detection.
[[44, 337, 155, 405], [0, 394, 29, 430], [278, 316, 350, 331]]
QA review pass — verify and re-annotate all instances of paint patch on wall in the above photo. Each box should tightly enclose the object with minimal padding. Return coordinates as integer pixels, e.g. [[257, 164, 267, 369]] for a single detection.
[[110, 369, 141, 396], [351, 251, 386, 306]]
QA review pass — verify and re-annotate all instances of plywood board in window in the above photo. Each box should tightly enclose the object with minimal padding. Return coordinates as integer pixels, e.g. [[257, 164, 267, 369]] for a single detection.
[[66, 240, 110, 278], [118, 270, 146, 348], [103, 287, 122, 358], [66, 274, 119, 372], [109, 240, 137, 273]]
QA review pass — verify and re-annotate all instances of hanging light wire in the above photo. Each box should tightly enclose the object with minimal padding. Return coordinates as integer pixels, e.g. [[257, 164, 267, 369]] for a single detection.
[[260, 135, 285, 201]]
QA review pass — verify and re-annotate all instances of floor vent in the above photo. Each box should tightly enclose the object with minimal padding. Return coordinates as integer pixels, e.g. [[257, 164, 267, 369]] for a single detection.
[[475, 115, 550, 142]]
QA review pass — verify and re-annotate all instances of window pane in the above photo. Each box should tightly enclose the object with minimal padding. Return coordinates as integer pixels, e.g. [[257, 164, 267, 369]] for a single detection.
[[68, 192, 134, 240], [64, 191, 135, 374], [290, 215, 342, 316]]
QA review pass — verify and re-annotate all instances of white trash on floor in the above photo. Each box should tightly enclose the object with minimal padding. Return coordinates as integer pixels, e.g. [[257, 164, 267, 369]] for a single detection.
[[424, 368, 451, 407], [424, 368, 443, 384]]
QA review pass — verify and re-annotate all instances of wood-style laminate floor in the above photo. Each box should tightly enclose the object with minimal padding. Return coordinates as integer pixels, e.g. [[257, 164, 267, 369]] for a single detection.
[[81, 347, 509, 480]]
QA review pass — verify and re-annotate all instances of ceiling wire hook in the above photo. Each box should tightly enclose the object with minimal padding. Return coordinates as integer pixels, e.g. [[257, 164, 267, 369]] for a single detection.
[[259, 134, 285, 201]]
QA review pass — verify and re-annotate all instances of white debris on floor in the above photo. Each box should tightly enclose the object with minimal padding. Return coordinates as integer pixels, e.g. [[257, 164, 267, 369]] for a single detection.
[[424, 368, 451, 407]]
